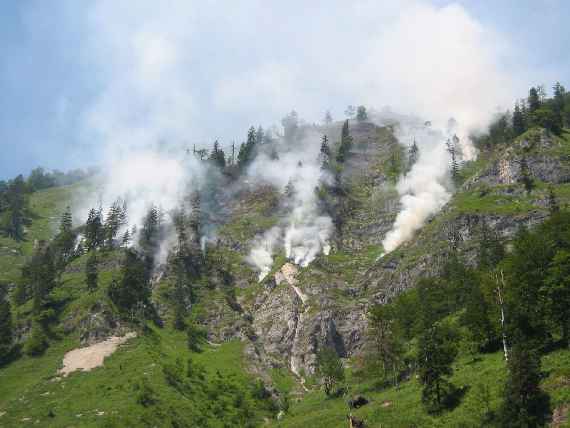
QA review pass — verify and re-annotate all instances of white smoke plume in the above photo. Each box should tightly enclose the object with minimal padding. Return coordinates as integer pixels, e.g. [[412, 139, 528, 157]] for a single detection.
[[380, 119, 461, 254], [246, 130, 333, 280]]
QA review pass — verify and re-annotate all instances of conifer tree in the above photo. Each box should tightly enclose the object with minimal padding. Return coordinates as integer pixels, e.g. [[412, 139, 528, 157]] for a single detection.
[[513, 101, 526, 136], [237, 126, 258, 169], [367, 305, 403, 386], [324, 110, 333, 124], [519, 156, 534, 194], [55, 206, 75, 270], [315, 347, 345, 396], [104, 200, 126, 248], [0, 286, 13, 363], [417, 323, 457, 413], [356, 105, 368, 122], [85, 252, 98, 292], [319, 135, 331, 171], [528, 87, 541, 113], [446, 137, 460, 184], [209, 140, 226, 169], [500, 343, 547, 427], [336, 120, 353, 163], [547, 185, 559, 215], [544, 250, 570, 348], [85, 208, 103, 251], [408, 140, 419, 169]]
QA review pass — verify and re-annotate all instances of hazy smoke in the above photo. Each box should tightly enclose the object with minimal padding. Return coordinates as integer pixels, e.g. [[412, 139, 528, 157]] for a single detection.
[[246, 130, 333, 280], [380, 118, 473, 254]]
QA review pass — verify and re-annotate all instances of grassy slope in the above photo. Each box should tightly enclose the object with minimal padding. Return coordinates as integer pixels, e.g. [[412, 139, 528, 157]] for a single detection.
[[0, 325, 260, 427], [0, 184, 79, 284], [274, 348, 570, 428]]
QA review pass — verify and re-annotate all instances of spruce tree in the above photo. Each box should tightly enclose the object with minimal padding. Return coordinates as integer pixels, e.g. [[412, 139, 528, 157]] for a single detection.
[[356, 105, 368, 122], [547, 185, 559, 215], [319, 135, 331, 171], [513, 101, 526, 136], [528, 87, 541, 113], [0, 286, 13, 363], [544, 250, 570, 348], [336, 120, 353, 163], [85, 208, 103, 251], [324, 110, 333, 124], [408, 140, 419, 169], [417, 323, 457, 413], [209, 140, 226, 169], [519, 156, 534, 194], [55, 206, 75, 270], [500, 343, 547, 427], [85, 252, 98, 292], [315, 347, 345, 396]]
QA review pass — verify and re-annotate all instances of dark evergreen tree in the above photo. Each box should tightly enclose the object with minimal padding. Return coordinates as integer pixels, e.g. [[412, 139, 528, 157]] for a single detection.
[[547, 185, 559, 215], [55, 206, 75, 270], [108, 249, 150, 320], [356, 105, 368, 122], [446, 136, 460, 185], [187, 320, 207, 352], [85, 208, 103, 251], [527, 87, 541, 113], [336, 120, 353, 163], [519, 156, 534, 194], [367, 305, 403, 386], [237, 126, 258, 169], [104, 200, 126, 248], [319, 135, 331, 171], [85, 252, 98, 292], [324, 110, 333, 124], [544, 250, 570, 347], [0, 286, 13, 363], [500, 343, 548, 427], [513, 101, 526, 136], [281, 111, 299, 141], [417, 323, 457, 413], [209, 140, 226, 169], [315, 347, 345, 396], [408, 140, 419, 169], [0, 175, 29, 241]]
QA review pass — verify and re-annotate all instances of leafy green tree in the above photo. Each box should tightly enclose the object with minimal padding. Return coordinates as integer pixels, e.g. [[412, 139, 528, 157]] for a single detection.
[[85, 252, 99, 292], [417, 323, 457, 413], [315, 346, 345, 396], [0, 286, 13, 363], [356, 105, 368, 122], [500, 343, 548, 427]]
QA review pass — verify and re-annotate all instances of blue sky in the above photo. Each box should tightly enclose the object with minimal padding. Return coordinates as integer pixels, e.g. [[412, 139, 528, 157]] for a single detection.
[[0, 0, 569, 180]]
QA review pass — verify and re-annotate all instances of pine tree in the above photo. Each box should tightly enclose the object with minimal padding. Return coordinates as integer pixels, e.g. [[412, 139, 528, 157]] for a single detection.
[[528, 87, 541, 113], [237, 126, 258, 169], [336, 120, 353, 163], [104, 200, 126, 248], [547, 185, 559, 215], [315, 347, 345, 396], [552, 82, 566, 130], [0, 285, 13, 363], [513, 101, 526, 136], [519, 156, 534, 194], [408, 140, 419, 169], [500, 343, 547, 427], [356, 105, 368, 122], [256, 126, 264, 145], [209, 140, 226, 169], [55, 206, 75, 270], [367, 305, 403, 386], [417, 323, 457, 413], [189, 192, 201, 247], [85, 252, 98, 292], [108, 249, 150, 320], [1, 175, 29, 241], [324, 110, 333, 124], [544, 250, 570, 348], [446, 137, 460, 185], [85, 208, 103, 251], [319, 135, 331, 171]]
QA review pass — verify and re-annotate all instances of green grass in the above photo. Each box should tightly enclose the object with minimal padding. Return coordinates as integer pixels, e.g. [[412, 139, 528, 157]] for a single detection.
[[0, 184, 79, 283], [273, 347, 570, 428], [0, 326, 272, 427]]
